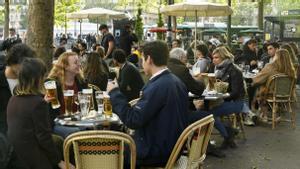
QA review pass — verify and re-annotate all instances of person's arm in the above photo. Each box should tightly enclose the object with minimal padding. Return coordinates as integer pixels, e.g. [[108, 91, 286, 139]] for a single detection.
[[183, 67, 205, 96], [104, 41, 114, 59], [252, 64, 273, 86], [227, 68, 244, 100], [107, 81, 164, 129]]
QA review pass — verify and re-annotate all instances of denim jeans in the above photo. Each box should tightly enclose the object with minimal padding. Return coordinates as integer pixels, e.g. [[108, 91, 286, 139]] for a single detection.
[[191, 100, 245, 138]]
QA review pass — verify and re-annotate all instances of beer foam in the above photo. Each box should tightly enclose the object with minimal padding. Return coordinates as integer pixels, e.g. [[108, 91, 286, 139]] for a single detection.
[[63, 90, 74, 96], [82, 89, 93, 94], [44, 81, 56, 89]]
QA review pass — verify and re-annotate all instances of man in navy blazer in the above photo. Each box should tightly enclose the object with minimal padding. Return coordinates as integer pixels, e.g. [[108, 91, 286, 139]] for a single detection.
[[107, 41, 189, 167]]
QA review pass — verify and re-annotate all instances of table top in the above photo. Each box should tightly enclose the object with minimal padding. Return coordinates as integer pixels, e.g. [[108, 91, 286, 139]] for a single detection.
[[54, 113, 121, 128], [243, 72, 257, 79], [188, 91, 227, 100]]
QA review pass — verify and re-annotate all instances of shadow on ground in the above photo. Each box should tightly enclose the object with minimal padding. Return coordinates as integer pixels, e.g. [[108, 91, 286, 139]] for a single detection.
[[204, 93, 300, 169]]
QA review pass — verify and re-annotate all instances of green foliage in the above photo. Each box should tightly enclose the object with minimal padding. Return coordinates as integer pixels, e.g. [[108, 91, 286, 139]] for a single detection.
[[0, 6, 4, 25], [156, 11, 164, 40], [135, 4, 143, 41], [54, 0, 81, 27]]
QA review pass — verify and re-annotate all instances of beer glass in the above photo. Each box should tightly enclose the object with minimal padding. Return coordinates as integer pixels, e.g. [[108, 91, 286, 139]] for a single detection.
[[82, 89, 94, 110], [103, 94, 112, 118], [95, 91, 104, 116], [44, 81, 60, 109], [78, 91, 91, 118], [63, 90, 74, 116], [208, 73, 216, 91]]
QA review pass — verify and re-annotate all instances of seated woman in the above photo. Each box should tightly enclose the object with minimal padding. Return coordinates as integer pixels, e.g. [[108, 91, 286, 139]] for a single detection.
[[252, 49, 296, 120], [191, 46, 246, 149], [6, 58, 74, 169], [47, 52, 88, 136], [192, 43, 211, 75], [83, 52, 108, 91]]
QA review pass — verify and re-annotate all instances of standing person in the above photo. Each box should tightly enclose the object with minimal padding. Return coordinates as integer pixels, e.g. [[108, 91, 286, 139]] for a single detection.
[[120, 24, 138, 57], [83, 52, 108, 91], [0, 44, 35, 135], [7, 58, 73, 169], [0, 28, 22, 52], [107, 40, 188, 167], [99, 24, 115, 63], [112, 49, 144, 101]]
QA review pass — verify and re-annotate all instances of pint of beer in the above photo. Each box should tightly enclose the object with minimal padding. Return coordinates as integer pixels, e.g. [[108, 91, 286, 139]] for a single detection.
[[208, 73, 216, 91], [44, 81, 60, 109], [63, 90, 74, 116], [82, 89, 94, 110], [103, 94, 112, 118]]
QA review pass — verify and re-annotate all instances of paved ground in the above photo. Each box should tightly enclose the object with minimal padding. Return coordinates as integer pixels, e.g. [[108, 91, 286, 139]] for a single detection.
[[204, 90, 300, 169]]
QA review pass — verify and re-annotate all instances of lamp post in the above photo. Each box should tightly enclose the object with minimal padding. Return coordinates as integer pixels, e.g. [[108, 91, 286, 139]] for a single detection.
[[166, 0, 174, 48], [227, 0, 232, 48]]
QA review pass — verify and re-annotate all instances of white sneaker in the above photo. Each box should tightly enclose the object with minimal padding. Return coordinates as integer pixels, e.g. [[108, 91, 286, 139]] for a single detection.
[[244, 114, 255, 126]]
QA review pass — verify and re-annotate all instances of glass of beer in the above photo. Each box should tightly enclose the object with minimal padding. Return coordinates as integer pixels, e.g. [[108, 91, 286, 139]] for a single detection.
[[82, 89, 94, 110], [208, 73, 216, 91], [44, 81, 60, 109], [103, 93, 112, 118], [95, 91, 104, 116], [78, 91, 91, 119], [63, 90, 74, 116]]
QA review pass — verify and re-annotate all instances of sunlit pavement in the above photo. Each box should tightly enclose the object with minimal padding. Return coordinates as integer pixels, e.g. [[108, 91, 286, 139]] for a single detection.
[[205, 87, 300, 169]]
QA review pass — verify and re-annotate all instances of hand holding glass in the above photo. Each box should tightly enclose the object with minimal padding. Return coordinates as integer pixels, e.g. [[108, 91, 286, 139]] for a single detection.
[[44, 81, 60, 109]]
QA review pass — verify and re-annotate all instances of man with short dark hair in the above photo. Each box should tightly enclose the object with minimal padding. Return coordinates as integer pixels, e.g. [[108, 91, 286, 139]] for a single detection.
[[99, 24, 115, 61], [107, 41, 188, 167], [260, 42, 280, 66], [112, 49, 144, 101]]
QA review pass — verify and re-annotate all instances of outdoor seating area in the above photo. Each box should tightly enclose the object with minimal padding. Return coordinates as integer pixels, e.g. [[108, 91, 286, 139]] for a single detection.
[[1, 0, 300, 169]]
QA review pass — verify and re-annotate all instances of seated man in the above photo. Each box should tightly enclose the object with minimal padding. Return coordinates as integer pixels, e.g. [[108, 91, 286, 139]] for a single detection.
[[107, 40, 188, 167], [113, 49, 144, 101]]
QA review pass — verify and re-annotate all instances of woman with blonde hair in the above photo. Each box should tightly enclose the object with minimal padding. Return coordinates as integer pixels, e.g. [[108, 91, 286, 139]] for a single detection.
[[252, 49, 296, 120], [193, 46, 245, 149], [47, 52, 88, 126]]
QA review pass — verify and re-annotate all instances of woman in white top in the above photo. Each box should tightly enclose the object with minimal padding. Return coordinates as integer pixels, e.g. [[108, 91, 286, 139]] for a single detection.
[[192, 43, 211, 75]]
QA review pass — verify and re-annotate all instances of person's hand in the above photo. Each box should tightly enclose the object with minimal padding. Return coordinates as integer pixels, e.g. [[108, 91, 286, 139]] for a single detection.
[[107, 79, 119, 93], [44, 93, 54, 103], [193, 99, 204, 110], [250, 60, 257, 66], [58, 161, 75, 169]]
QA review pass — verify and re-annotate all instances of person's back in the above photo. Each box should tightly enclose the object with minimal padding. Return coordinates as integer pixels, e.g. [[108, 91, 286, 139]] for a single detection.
[[107, 41, 188, 167]]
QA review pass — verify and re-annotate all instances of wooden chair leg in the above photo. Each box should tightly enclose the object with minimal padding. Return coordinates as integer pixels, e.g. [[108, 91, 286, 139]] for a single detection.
[[288, 102, 296, 129], [272, 102, 277, 129], [238, 113, 246, 140]]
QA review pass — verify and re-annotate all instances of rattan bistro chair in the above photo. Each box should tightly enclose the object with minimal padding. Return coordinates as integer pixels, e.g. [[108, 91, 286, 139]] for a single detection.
[[143, 115, 214, 169], [63, 130, 136, 169], [265, 74, 296, 129]]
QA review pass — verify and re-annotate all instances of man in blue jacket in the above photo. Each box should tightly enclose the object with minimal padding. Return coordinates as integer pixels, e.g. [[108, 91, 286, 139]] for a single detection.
[[107, 40, 189, 167]]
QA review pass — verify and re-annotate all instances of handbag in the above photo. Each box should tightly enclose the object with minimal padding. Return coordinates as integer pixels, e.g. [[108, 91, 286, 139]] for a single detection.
[[214, 79, 229, 93]]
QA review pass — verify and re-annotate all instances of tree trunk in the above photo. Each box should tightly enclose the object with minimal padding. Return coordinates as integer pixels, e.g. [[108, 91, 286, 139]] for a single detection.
[[26, 0, 54, 68], [258, 0, 264, 30], [4, 0, 9, 39]]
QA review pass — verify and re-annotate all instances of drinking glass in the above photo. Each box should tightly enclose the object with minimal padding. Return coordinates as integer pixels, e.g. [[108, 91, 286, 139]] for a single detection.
[[95, 91, 104, 116], [78, 92, 91, 119], [257, 61, 263, 70], [63, 90, 74, 116], [44, 81, 60, 109], [244, 65, 250, 74], [103, 93, 113, 118]]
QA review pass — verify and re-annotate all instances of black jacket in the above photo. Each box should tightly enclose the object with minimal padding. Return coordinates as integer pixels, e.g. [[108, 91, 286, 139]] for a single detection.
[[167, 58, 205, 96], [216, 63, 245, 101], [0, 68, 12, 135], [117, 62, 144, 101]]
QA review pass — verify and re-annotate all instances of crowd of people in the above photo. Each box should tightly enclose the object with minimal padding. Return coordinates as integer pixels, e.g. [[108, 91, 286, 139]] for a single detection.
[[0, 24, 299, 169]]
